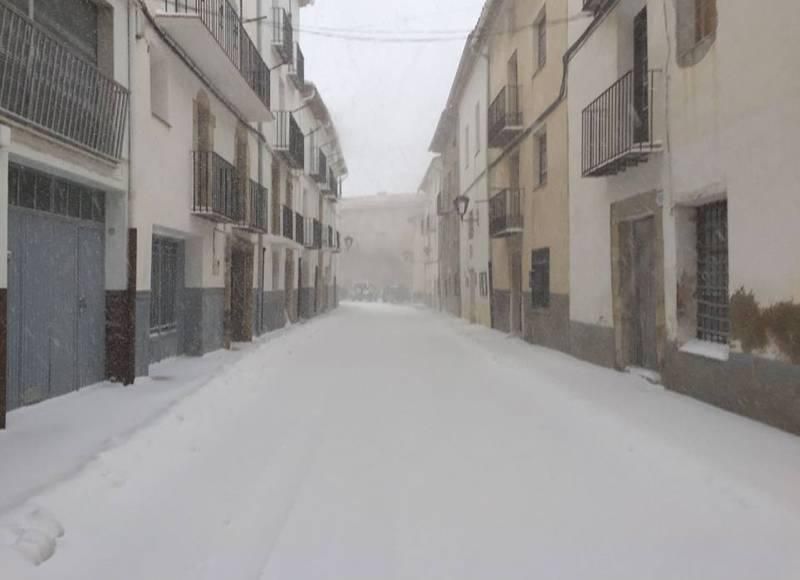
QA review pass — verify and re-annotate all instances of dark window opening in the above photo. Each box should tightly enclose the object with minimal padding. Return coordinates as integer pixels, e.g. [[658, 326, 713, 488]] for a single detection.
[[150, 237, 180, 335], [696, 200, 729, 344], [530, 248, 551, 309], [9, 163, 105, 223]]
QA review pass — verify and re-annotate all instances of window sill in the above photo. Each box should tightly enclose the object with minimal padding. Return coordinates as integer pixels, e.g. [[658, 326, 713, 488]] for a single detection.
[[152, 112, 172, 129], [531, 180, 547, 193], [679, 339, 730, 362]]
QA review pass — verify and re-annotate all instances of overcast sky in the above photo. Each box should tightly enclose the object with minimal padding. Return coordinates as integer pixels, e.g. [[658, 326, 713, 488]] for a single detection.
[[300, 0, 487, 197]]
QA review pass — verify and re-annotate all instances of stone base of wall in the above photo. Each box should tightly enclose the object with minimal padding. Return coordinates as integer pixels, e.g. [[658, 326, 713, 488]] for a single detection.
[[106, 290, 136, 385], [298, 287, 315, 319], [524, 293, 571, 354], [492, 290, 511, 333], [569, 320, 616, 369], [184, 288, 225, 357], [663, 345, 800, 436], [262, 290, 287, 332]]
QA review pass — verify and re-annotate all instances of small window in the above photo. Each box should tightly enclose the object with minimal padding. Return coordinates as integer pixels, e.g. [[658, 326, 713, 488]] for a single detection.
[[530, 248, 550, 308], [150, 49, 171, 124], [536, 131, 548, 186], [475, 102, 481, 154], [676, 0, 717, 65], [535, 8, 547, 71], [696, 200, 729, 344], [465, 126, 470, 167]]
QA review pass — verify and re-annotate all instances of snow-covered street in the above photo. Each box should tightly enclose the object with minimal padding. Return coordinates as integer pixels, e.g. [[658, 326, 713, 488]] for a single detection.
[[2, 302, 800, 579]]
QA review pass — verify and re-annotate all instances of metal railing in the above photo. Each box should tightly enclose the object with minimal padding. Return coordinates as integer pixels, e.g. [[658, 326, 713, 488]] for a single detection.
[[488, 85, 522, 147], [236, 179, 267, 232], [282, 205, 294, 240], [294, 211, 304, 244], [289, 43, 304, 87], [489, 189, 523, 237], [192, 150, 238, 221], [0, 2, 129, 159], [274, 111, 304, 169], [582, 69, 659, 177], [272, 7, 293, 64], [162, 0, 270, 110]]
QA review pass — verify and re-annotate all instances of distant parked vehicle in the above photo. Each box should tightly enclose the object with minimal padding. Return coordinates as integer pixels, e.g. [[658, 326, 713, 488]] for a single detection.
[[352, 282, 378, 302]]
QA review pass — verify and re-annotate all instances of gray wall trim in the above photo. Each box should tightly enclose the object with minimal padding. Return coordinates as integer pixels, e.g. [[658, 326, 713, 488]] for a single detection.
[[134, 291, 151, 377], [492, 290, 511, 333], [569, 320, 616, 370], [183, 287, 225, 356], [262, 290, 287, 331], [524, 292, 571, 354]]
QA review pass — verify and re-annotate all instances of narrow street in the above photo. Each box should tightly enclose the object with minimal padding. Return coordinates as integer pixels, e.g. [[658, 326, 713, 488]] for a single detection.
[[3, 303, 800, 579]]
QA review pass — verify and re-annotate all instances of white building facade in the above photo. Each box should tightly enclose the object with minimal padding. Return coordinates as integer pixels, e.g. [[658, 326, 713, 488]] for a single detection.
[[568, 0, 800, 433]]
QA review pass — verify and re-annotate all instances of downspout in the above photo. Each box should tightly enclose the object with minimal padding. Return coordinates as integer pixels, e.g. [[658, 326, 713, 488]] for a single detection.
[[256, 0, 264, 333]]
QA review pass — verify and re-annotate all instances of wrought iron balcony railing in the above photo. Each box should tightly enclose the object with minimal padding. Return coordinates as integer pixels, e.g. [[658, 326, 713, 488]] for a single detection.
[[288, 43, 304, 88], [0, 2, 129, 159], [282, 205, 294, 240], [162, 0, 270, 111], [582, 69, 661, 177], [489, 188, 523, 238], [272, 7, 293, 65], [274, 111, 305, 169], [235, 179, 268, 233], [488, 85, 522, 148], [192, 150, 240, 222]]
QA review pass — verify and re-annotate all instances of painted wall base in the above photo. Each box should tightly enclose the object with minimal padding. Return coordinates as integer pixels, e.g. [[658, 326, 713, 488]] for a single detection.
[[569, 320, 616, 369], [524, 293, 571, 354], [262, 290, 287, 332], [492, 290, 511, 333], [184, 288, 225, 357]]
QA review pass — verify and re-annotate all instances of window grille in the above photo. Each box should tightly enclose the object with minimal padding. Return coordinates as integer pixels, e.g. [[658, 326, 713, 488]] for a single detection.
[[150, 237, 180, 334], [696, 200, 729, 343], [530, 248, 550, 308]]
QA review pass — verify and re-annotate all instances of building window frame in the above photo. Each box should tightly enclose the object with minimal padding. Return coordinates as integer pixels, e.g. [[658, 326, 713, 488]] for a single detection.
[[536, 130, 548, 187], [150, 236, 180, 335], [530, 248, 551, 309], [695, 200, 729, 344], [534, 7, 547, 73], [676, 0, 717, 67]]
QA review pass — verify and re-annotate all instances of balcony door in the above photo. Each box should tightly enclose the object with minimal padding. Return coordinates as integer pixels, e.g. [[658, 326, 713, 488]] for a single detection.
[[507, 51, 518, 116], [633, 7, 649, 144]]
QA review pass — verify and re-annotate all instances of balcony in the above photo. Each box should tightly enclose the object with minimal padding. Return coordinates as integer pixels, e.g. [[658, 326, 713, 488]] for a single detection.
[[489, 189, 523, 238], [235, 180, 268, 233], [582, 70, 661, 177], [583, 0, 613, 14], [288, 44, 305, 89], [294, 212, 304, 245], [304, 217, 322, 249], [272, 7, 293, 65], [281, 205, 294, 240], [0, 2, 129, 160], [488, 85, 523, 148], [310, 148, 328, 183], [192, 151, 239, 222], [274, 111, 305, 170], [323, 169, 340, 201], [158, 0, 271, 121]]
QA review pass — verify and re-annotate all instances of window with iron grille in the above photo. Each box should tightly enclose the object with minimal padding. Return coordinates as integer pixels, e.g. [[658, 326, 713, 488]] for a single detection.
[[150, 236, 180, 334], [530, 248, 550, 308], [535, 8, 547, 71], [696, 200, 729, 344]]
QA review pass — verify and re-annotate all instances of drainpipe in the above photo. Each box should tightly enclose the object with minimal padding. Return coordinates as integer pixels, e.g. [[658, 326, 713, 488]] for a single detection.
[[256, 0, 265, 333]]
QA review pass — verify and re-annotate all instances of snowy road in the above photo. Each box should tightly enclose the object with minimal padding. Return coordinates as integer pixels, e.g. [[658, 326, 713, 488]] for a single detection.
[[3, 303, 800, 579]]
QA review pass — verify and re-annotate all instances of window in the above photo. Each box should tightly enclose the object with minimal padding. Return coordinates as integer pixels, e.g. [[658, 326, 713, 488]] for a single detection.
[[676, 0, 717, 65], [150, 49, 170, 124], [696, 200, 729, 344], [535, 8, 547, 71], [150, 237, 180, 334], [536, 131, 548, 186], [8, 163, 105, 222], [530, 248, 550, 308], [465, 126, 470, 167], [475, 102, 481, 154], [36, 0, 99, 64], [479, 272, 489, 297]]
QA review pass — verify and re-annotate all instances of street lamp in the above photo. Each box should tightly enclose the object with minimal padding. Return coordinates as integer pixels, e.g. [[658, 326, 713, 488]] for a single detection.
[[453, 195, 470, 221]]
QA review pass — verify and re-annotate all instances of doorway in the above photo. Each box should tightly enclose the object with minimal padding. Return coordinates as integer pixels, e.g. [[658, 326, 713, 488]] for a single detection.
[[230, 241, 254, 342], [510, 251, 523, 335], [623, 216, 658, 369]]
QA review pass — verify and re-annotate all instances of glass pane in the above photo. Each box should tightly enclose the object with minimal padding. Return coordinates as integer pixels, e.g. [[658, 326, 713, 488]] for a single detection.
[[67, 184, 81, 218], [19, 170, 36, 209], [53, 181, 69, 215], [81, 190, 93, 220], [91, 192, 105, 223], [35, 173, 52, 211], [8, 164, 19, 206]]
